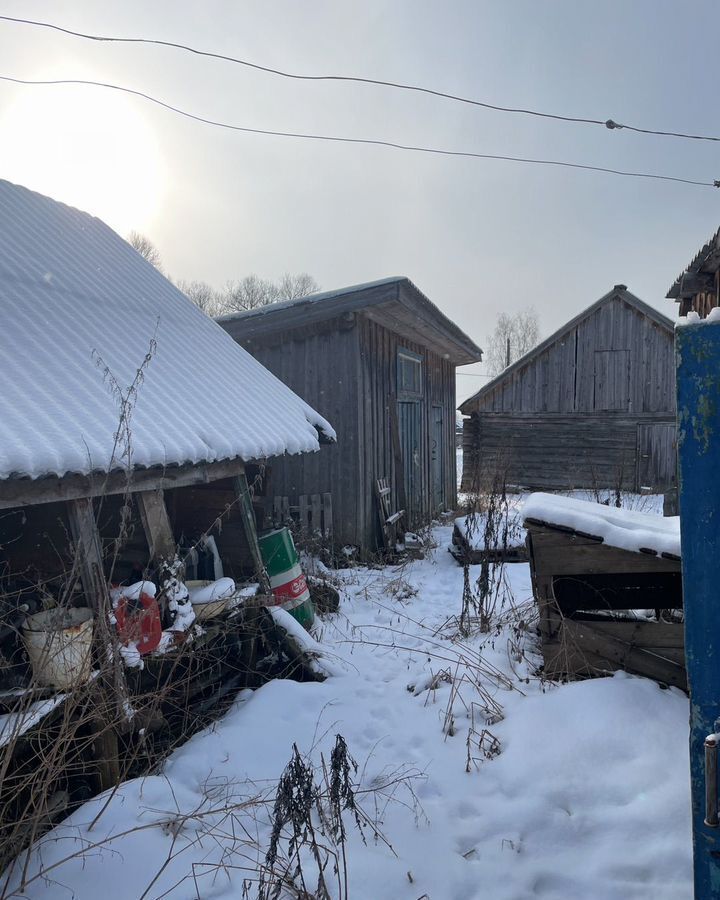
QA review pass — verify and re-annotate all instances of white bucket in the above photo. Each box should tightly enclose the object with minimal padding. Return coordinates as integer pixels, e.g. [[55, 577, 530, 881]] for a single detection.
[[187, 579, 234, 622], [23, 607, 94, 689]]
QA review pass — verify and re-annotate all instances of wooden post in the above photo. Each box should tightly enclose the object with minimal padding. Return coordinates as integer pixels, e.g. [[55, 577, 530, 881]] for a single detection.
[[233, 472, 270, 592], [136, 489, 176, 563], [67, 497, 105, 611], [67, 498, 120, 791], [233, 470, 270, 681]]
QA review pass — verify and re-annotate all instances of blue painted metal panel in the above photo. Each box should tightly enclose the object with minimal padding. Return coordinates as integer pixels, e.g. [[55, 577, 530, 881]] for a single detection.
[[677, 320, 720, 898]]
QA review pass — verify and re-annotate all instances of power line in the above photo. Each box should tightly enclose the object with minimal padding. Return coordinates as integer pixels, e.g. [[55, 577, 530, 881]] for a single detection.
[[0, 74, 716, 189], [2, 13, 720, 144]]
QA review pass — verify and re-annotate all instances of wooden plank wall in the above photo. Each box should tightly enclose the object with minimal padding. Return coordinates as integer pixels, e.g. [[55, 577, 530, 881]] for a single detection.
[[461, 296, 677, 492], [357, 314, 457, 546], [461, 412, 676, 492], [236, 303, 458, 551], [238, 318, 364, 549], [470, 297, 675, 415]]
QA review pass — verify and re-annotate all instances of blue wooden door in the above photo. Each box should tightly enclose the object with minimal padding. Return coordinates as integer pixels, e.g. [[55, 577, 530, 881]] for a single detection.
[[676, 319, 720, 898]]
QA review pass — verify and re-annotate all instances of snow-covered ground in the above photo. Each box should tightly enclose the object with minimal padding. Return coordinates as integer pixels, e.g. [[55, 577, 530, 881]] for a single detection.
[[2, 527, 692, 899]]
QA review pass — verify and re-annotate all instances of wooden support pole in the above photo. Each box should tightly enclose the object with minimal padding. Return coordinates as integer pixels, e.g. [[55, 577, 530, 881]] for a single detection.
[[67, 499, 121, 790], [67, 497, 105, 611], [234, 471, 270, 681], [233, 472, 270, 592], [137, 489, 176, 563]]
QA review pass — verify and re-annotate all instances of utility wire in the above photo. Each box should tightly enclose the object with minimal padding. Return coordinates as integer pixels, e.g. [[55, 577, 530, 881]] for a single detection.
[[0, 74, 716, 189], [1, 13, 720, 144]]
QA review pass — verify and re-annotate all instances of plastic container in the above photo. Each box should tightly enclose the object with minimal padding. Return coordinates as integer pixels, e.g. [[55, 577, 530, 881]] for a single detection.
[[23, 607, 94, 689], [258, 527, 314, 629]]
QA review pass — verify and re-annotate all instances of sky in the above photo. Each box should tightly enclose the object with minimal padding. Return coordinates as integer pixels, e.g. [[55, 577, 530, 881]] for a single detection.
[[0, 1, 718, 403]]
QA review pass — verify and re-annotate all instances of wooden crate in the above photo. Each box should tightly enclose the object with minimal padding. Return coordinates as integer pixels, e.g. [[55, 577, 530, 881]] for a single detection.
[[526, 520, 685, 689]]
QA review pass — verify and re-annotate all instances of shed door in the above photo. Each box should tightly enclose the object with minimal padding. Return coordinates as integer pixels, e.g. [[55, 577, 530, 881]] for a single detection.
[[398, 401, 422, 524], [637, 423, 677, 491], [431, 405, 444, 511]]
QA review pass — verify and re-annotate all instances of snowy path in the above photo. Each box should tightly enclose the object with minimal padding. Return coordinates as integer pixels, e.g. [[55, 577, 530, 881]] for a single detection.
[[3, 526, 692, 899]]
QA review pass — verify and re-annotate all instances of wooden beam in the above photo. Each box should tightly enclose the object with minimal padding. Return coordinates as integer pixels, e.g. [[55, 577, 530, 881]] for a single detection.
[[233, 472, 270, 592], [136, 490, 176, 563], [67, 497, 105, 611], [0, 456, 248, 510]]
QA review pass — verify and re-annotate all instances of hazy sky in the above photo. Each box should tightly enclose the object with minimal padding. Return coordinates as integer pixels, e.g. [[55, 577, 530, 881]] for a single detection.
[[1, 1, 718, 402]]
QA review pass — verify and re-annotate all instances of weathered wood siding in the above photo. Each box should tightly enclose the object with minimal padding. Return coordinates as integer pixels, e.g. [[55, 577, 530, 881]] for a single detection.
[[462, 295, 677, 492], [357, 316, 457, 547], [471, 297, 674, 415], [236, 317, 363, 548], [231, 307, 458, 551], [461, 412, 676, 492]]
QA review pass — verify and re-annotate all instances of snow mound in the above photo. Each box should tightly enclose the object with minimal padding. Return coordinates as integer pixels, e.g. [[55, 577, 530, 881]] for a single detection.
[[523, 492, 680, 557]]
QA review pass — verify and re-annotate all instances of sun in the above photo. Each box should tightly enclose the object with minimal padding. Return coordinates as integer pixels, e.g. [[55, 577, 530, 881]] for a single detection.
[[0, 77, 166, 236]]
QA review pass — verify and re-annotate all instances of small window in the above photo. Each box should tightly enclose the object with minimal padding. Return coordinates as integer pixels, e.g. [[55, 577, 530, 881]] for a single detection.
[[397, 350, 423, 397]]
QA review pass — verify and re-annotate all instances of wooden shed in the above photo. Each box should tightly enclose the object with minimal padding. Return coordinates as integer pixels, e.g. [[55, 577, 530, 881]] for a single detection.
[[0, 178, 336, 685], [219, 278, 482, 552], [460, 286, 677, 493], [667, 225, 720, 317]]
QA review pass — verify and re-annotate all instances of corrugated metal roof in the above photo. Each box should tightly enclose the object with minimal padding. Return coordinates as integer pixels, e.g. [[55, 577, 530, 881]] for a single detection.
[[0, 179, 334, 482]]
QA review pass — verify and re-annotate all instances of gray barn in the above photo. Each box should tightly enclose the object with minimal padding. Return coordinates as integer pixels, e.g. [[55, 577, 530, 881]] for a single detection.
[[460, 286, 677, 493], [219, 278, 482, 552]]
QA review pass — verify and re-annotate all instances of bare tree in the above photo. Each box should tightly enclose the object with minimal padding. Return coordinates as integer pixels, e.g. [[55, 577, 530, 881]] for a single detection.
[[485, 308, 540, 376], [219, 273, 319, 314], [176, 279, 219, 315], [127, 231, 162, 271], [276, 272, 320, 301]]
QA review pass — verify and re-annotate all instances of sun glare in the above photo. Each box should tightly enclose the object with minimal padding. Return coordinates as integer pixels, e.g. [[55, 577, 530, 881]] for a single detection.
[[0, 79, 166, 236]]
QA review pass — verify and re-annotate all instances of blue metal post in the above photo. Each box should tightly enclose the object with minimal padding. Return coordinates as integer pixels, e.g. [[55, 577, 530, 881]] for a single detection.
[[677, 319, 720, 898]]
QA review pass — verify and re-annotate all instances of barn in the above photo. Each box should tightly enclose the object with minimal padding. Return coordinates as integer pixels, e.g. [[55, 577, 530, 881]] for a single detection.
[[459, 285, 677, 493], [218, 278, 482, 552]]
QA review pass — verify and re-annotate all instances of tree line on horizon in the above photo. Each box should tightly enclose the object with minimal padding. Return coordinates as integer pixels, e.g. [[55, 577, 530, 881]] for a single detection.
[[128, 232, 540, 370], [128, 231, 320, 316]]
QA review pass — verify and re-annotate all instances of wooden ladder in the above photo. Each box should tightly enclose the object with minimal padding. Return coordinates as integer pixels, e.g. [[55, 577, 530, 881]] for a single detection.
[[375, 477, 405, 551]]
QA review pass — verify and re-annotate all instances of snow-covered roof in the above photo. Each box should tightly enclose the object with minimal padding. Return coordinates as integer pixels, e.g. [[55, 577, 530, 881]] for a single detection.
[[523, 493, 680, 558], [0, 180, 335, 482]]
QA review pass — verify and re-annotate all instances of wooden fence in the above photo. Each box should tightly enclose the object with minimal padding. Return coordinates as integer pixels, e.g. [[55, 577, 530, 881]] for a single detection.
[[272, 493, 333, 541]]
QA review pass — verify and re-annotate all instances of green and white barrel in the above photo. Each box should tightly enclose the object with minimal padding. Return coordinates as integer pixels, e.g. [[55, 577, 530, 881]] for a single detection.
[[258, 527, 314, 629]]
